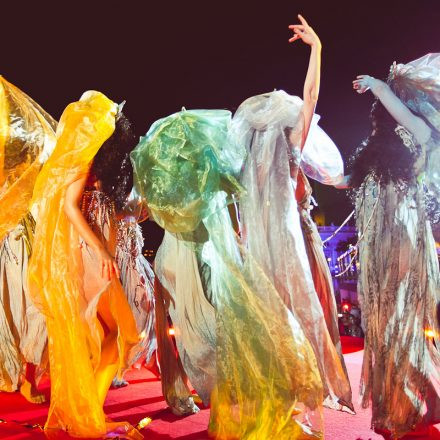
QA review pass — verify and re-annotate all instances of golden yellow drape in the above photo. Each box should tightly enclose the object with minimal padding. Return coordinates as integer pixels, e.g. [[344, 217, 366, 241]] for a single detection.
[[28, 91, 141, 438], [0, 76, 57, 241]]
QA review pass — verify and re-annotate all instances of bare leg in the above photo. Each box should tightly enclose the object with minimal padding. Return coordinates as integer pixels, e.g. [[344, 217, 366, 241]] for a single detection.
[[94, 291, 120, 408]]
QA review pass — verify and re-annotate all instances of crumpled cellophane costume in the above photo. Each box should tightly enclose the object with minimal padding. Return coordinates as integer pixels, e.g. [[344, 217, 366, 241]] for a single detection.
[[131, 109, 323, 439], [0, 76, 57, 241], [390, 53, 440, 223], [232, 90, 353, 413], [296, 169, 350, 393], [28, 91, 142, 439], [0, 76, 55, 398]]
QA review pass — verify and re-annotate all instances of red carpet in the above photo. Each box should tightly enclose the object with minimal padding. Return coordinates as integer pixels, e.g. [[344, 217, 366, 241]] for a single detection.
[[0, 337, 439, 439]]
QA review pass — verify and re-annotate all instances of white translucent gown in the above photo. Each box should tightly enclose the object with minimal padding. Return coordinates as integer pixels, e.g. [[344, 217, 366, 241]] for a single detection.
[[234, 91, 353, 412]]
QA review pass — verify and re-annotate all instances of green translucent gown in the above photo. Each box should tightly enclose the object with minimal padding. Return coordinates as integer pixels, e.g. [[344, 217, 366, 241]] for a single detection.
[[131, 109, 324, 439]]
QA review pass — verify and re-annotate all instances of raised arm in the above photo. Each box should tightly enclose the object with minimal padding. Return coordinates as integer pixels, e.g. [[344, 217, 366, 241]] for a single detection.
[[353, 75, 431, 145], [289, 15, 322, 148], [64, 175, 120, 281]]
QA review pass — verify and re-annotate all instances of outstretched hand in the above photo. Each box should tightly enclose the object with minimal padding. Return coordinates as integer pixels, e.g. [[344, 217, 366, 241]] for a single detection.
[[288, 15, 320, 47], [353, 75, 375, 94]]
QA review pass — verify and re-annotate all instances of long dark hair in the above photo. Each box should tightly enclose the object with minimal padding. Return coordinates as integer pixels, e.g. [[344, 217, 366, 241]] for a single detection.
[[349, 99, 418, 188], [90, 112, 137, 210]]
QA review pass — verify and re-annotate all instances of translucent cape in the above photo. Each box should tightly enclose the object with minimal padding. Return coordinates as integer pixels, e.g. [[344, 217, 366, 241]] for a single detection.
[[132, 109, 324, 439], [390, 53, 440, 222], [28, 91, 141, 438], [0, 76, 57, 241], [233, 90, 353, 412]]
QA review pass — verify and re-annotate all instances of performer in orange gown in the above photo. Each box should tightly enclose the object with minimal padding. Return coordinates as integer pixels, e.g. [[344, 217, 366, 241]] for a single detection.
[[28, 91, 143, 438]]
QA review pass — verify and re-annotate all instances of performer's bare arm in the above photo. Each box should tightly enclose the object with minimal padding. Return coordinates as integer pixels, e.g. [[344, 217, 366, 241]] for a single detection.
[[353, 75, 431, 145], [289, 14, 322, 148], [64, 175, 120, 280]]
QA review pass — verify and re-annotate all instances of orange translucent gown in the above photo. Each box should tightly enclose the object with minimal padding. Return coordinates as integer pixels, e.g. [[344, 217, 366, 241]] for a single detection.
[[28, 91, 142, 438], [0, 75, 57, 241], [0, 75, 56, 400]]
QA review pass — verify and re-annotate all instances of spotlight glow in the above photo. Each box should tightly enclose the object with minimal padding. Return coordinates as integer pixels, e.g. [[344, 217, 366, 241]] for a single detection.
[[425, 329, 436, 338]]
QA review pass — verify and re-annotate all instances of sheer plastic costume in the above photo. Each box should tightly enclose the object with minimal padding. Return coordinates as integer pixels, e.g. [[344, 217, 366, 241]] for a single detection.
[[0, 76, 55, 399], [28, 91, 142, 439], [296, 170, 349, 385], [355, 125, 440, 437], [233, 90, 353, 412], [0, 214, 47, 396], [132, 109, 323, 439], [390, 53, 440, 223], [154, 229, 215, 413], [0, 76, 57, 241]]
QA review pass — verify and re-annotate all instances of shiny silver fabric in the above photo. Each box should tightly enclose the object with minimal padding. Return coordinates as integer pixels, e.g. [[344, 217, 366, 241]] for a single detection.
[[116, 218, 156, 364], [234, 90, 353, 411], [356, 126, 440, 437], [297, 170, 351, 397], [390, 53, 440, 223], [154, 231, 216, 405], [0, 214, 47, 392]]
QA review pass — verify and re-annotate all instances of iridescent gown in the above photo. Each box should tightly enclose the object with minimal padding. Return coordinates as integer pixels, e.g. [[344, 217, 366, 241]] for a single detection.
[[234, 91, 353, 412], [132, 109, 324, 439], [356, 125, 440, 437]]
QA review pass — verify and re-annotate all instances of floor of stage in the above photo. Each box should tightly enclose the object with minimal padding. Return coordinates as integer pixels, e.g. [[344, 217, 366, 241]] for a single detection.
[[0, 337, 439, 439]]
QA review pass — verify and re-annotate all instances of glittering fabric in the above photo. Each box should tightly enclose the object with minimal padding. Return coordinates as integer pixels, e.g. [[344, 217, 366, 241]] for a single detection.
[[82, 190, 156, 367], [356, 126, 440, 437], [116, 217, 156, 364]]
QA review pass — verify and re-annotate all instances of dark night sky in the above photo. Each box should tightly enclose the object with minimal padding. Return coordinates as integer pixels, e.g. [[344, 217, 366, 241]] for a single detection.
[[2, 0, 439, 250]]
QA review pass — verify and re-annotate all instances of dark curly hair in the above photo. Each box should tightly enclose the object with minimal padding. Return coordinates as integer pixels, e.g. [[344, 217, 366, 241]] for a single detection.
[[349, 99, 418, 188], [90, 112, 137, 210]]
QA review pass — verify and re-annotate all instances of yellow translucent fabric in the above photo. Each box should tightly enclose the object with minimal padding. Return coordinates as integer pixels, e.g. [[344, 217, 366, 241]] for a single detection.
[[0, 76, 57, 241], [28, 91, 141, 438]]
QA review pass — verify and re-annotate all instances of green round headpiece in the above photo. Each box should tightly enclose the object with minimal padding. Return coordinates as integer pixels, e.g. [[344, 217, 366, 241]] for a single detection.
[[131, 109, 244, 235]]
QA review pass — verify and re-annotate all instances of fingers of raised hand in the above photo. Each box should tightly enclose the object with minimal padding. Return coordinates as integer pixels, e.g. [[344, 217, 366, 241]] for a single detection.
[[298, 14, 309, 27], [289, 33, 301, 43], [288, 24, 305, 31]]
